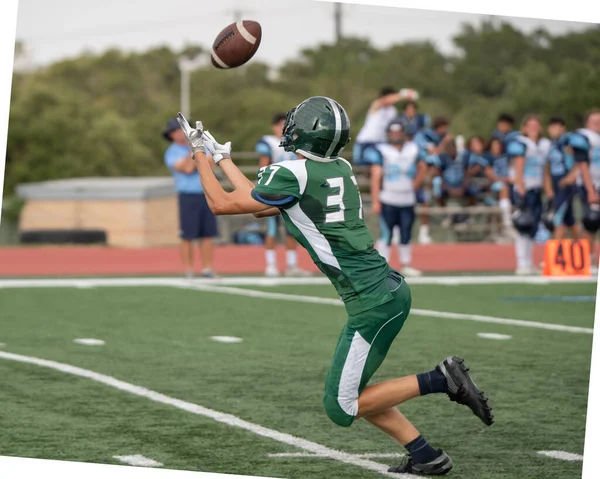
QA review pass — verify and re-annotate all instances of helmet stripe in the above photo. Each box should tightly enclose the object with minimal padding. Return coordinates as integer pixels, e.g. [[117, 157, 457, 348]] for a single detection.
[[324, 97, 342, 158]]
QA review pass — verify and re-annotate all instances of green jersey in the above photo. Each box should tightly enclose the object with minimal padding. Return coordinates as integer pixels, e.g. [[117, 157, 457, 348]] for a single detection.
[[251, 157, 393, 315]]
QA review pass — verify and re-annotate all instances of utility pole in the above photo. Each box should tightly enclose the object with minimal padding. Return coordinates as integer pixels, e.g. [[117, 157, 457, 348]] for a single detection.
[[178, 53, 210, 118], [334, 2, 342, 43], [228, 8, 253, 22]]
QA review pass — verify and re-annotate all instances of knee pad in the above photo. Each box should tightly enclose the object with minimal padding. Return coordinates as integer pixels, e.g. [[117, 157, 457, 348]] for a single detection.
[[491, 181, 504, 193]]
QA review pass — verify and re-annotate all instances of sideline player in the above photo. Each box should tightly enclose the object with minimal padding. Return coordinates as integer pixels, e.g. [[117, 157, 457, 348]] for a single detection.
[[413, 117, 453, 244], [576, 109, 600, 271], [545, 117, 586, 240], [366, 120, 427, 276], [506, 115, 552, 274], [175, 97, 493, 476], [256, 113, 309, 277], [353, 87, 405, 165]]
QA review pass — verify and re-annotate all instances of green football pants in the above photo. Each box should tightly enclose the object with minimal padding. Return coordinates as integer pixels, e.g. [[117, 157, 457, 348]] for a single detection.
[[323, 270, 412, 427]]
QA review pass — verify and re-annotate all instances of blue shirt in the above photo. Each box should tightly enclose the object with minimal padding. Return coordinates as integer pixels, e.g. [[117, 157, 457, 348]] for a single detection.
[[429, 153, 467, 188], [396, 113, 430, 136], [164, 143, 204, 194], [548, 132, 590, 181]]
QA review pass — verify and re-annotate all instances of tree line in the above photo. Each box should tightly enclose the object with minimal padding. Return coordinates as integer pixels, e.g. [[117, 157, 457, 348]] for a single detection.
[[4, 21, 600, 197]]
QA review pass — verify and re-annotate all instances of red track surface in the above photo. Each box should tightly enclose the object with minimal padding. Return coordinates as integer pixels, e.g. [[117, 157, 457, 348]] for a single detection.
[[0, 243, 548, 277]]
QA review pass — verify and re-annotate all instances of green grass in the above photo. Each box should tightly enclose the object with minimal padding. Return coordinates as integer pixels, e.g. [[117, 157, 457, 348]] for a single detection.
[[0, 280, 595, 479]]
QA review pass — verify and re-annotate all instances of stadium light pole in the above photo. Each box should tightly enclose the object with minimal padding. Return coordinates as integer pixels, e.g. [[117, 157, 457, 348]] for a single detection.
[[178, 53, 210, 119]]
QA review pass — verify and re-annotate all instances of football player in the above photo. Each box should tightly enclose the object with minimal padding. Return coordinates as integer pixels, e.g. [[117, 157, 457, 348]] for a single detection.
[[396, 100, 430, 135], [492, 113, 517, 143], [506, 115, 552, 274], [576, 109, 600, 272], [366, 120, 427, 276], [545, 117, 586, 240], [412, 117, 453, 244], [483, 137, 513, 235], [353, 87, 404, 165], [256, 113, 309, 277], [462, 136, 489, 206], [176, 97, 493, 476]]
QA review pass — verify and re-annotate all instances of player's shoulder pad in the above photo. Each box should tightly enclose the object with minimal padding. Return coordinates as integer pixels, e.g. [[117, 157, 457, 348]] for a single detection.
[[568, 132, 591, 150], [255, 138, 272, 156], [253, 160, 306, 203], [362, 144, 384, 165], [506, 140, 526, 157], [403, 141, 420, 156]]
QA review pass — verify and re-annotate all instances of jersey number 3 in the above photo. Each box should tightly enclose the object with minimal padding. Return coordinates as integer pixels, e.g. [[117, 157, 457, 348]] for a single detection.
[[325, 176, 363, 223]]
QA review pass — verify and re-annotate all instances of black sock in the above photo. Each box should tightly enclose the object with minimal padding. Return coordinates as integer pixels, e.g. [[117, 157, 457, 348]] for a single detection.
[[416, 369, 447, 396], [405, 435, 440, 464]]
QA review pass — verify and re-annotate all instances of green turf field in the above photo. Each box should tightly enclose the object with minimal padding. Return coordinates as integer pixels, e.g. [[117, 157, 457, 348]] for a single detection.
[[0, 278, 596, 479]]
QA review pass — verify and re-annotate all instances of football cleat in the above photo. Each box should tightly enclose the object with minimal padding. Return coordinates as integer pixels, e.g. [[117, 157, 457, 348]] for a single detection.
[[401, 266, 423, 277], [265, 265, 280, 278], [388, 450, 453, 475], [436, 356, 494, 426], [284, 267, 312, 277]]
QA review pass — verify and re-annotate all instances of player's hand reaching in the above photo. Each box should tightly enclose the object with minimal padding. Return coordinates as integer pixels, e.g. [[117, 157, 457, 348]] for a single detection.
[[202, 131, 232, 164], [176, 112, 206, 157]]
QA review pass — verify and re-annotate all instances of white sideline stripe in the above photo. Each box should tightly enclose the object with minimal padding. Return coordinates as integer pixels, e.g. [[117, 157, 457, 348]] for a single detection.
[[113, 455, 163, 467], [236, 21, 257, 45], [268, 452, 406, 458], [0, 275, 595, 289], [0, 351, 416, 479], [537, 450, 584, 461], [180, 284, 594, 335]]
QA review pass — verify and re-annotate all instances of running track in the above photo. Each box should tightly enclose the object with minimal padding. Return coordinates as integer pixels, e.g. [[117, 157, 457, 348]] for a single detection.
[[0, 244, 548, 277]]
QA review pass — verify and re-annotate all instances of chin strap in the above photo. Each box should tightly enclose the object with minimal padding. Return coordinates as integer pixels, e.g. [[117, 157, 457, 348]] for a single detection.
[[296, 149, 338, 163]]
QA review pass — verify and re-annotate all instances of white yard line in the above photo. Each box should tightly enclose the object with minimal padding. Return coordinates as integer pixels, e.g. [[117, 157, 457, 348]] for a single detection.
[[0, 275, 595, 289], [179, 284, 594, 335], [537, 450, 584, 461], [0, 351, 416, 479], [268, 452, 405, 458], [113, 455, 163, 467]]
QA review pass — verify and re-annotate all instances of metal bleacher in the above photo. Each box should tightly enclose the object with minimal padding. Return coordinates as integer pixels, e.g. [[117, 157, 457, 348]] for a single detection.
[[215, 153, 506, 245]]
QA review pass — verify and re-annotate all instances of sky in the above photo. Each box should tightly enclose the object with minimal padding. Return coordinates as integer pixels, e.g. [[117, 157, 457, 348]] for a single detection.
[[14, 0, 592, 69]]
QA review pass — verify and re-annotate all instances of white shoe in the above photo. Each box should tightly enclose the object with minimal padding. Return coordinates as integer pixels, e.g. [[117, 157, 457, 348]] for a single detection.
[[265, 265, 280, 277], [515, 267, 539, 275], [401, 266, 423, 277], [284, 267, 312, 277], [200, 269, 218, 278], [419, 233, 433, 245]]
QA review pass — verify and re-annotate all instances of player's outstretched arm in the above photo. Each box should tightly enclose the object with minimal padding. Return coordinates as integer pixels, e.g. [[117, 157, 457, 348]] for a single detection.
[[194, 151, 272, 215], [176, 113, 271, 216]]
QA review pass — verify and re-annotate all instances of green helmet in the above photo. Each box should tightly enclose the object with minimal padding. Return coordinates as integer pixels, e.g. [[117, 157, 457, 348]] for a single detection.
[[279, 96, 351, 161]]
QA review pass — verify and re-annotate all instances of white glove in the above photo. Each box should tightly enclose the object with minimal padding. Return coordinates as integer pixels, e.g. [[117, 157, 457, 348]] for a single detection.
[[176, 112, 206, 156], [202, 130, 232, 164], [399, 88, 419, 101]]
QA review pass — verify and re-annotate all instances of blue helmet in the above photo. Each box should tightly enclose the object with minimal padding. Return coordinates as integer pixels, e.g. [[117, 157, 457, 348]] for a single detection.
[[512, 207, 535, 235], [542, 199, 555, 233]]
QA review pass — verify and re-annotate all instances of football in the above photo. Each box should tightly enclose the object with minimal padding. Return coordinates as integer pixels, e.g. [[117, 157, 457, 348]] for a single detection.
[[211, 20, 262, 69]]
